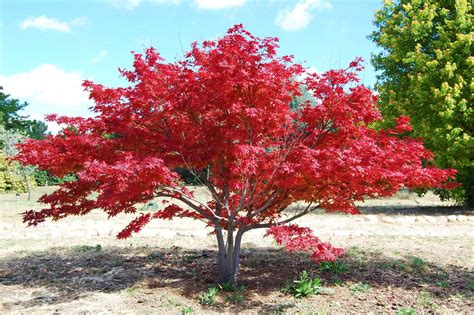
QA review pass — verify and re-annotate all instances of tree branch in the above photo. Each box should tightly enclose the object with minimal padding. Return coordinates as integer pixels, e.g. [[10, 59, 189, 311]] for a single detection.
[[245, 202, 318, 231], [155, 189, 223, 222], [246, 189, 281, 219]]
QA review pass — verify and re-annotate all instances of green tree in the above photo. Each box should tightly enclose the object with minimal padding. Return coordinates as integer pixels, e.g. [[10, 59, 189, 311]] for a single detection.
[[0, 87, 48, 139], [370, 0, 473, 205], [0, 88, 49, 194], [27, 120, 48, 140], [0, 87, 29, 131], [289, 83, 316, 111], [0, 126, 36, 196]]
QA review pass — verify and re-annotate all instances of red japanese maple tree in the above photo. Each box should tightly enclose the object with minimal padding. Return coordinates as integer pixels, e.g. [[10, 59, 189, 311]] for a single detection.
[[16, 25, 456, 286]]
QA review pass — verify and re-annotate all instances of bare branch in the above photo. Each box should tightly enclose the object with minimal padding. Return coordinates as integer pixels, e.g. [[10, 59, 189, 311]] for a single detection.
[[156, 189, 224, 222], [246, 189, 281, 219], [245, 202, 318, 231]]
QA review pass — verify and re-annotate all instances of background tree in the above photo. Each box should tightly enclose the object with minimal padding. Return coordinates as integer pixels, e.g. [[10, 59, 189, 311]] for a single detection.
[[0, 88, 51, 195], [27, 120, 48, 140], [0, 126, 36, 196], [289, 81, 316, 111], [370, 0, 473, 205], [0, 87, 29, 131], [0, 87, 49, 140], [16, 25, 456, 286]]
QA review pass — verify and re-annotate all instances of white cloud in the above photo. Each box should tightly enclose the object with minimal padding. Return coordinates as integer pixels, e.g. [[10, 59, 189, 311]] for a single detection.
[[275, 0, 332, 31], [70, 17, 88, 27], [20, 16, 71, 32], [106, 0, 142, 9], [0, 65, 92, 120], [105, 0, 244, 10], [90, 50, 109, 64], [194, 0, 246, 9], [20, 15, 88, 33], [105, 0, 180, 10]]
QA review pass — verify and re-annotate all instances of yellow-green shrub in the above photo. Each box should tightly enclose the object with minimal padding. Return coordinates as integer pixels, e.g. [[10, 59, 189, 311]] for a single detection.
[[0, 153, 36, 193]]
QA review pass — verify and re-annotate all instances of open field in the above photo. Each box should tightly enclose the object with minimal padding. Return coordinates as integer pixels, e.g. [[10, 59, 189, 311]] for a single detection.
[[1, 187, 473, 314]]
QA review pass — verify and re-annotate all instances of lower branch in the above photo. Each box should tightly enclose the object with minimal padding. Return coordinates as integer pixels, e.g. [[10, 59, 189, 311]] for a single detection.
[[248, 202, 318, 230]]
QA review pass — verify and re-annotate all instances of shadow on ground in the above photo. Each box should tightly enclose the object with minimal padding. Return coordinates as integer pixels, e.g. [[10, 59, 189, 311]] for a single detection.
[[1, 244, 473, 312], [357, 205, 473, 216]]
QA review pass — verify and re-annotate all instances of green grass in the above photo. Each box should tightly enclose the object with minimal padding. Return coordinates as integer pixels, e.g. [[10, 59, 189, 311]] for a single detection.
[[319, 261, 348, 275], [392, 259, 408, 271], [219, 281, 245, 292], [435, 281, 449, 288], [73, 244, 102, 253], [375, 261, 392, 270]]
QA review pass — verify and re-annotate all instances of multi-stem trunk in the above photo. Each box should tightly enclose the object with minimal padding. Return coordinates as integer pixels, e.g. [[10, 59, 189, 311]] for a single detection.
[[215, 226, 245, 287]]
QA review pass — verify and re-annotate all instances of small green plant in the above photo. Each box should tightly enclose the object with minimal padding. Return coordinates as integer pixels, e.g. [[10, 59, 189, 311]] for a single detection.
[[181, 306, 194, 314], [183, 254, 199, 264], [409, 256, 426, 269], [319, 261, 348, 274], [227, 292, 245, 303], [147, 252, 161, 260], [219, 281, 235, 292], [467, 280, 474, 292], [199, 286, 219, 305], [350, 282, 371, 294], [435, 281, 449, 288], [219, 281, 245, 292], [282, 271, 322, 298], [74, 244, 102, 253], [397, 307, 416, 315]]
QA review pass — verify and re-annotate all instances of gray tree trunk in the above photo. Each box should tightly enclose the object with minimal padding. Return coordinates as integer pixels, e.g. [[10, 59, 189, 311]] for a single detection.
[[215, 227, 245, 287]]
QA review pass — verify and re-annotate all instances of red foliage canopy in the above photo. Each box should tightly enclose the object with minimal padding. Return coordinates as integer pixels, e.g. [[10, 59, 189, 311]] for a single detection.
[[16, 25, 456, 262]]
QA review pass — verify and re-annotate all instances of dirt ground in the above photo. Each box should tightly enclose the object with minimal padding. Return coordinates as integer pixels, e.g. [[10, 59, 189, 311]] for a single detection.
[[0, 187, 473, 314]]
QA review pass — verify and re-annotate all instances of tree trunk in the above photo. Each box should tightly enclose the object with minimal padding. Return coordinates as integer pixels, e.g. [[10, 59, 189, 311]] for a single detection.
[[21, 167, 31, 201], [215, 227, 245, 287]]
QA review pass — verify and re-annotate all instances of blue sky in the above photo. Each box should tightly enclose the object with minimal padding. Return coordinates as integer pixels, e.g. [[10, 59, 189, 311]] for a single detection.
[[0, 0, 381, 131]]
